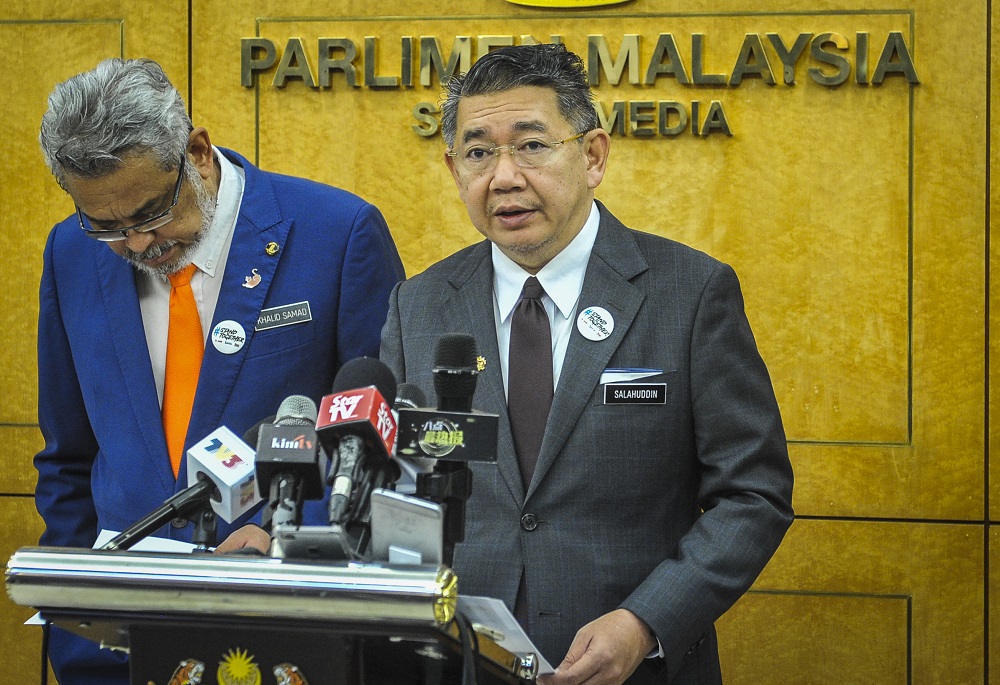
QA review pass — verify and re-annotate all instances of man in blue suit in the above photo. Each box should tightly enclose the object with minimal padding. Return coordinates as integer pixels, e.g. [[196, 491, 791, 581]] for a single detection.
[[34, 57, 404, 683]]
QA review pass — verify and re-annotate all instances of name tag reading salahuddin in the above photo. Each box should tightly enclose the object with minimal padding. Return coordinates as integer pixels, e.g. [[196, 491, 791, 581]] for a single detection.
[[604, 383, 667, 404], [255, 301, 312, 331]]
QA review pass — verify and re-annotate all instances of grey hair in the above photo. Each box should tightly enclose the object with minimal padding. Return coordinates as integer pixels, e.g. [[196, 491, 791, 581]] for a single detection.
[[440, 43, 600, 148], [39, 58, 192, 189]]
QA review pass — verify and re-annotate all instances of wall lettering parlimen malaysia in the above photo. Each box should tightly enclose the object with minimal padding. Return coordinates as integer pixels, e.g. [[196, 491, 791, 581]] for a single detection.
[[241, 31, 919, 138]]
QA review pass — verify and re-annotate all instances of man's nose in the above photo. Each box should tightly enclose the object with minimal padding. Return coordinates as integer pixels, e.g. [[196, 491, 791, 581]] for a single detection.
[[489, 147, 526, 189], [123, 229, 156, 253]]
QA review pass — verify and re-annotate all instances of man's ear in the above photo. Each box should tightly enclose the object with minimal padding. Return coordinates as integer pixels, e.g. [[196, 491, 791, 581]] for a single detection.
[[187, 127, 215, 180], [584, 128, 610, 190]]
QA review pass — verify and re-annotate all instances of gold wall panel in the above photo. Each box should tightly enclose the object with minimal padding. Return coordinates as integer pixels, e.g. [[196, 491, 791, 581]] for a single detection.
[[243, 13, 915, 453], [719, 519, 984, 683], [991, 0, 1000, 523], [193, 0, 984, 520], [2, 4, 189, 682], [0, 0, 993, 682], [0, 11, 188, 429], [3, 3, 190, 425], [990, 527, 999, 684], [718, 591, 909, 683], [0, 497, 52, 682], [0, 427, 43, 495]]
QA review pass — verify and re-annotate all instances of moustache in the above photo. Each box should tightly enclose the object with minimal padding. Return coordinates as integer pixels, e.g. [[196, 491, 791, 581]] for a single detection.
[[122, 240, 178, 263]]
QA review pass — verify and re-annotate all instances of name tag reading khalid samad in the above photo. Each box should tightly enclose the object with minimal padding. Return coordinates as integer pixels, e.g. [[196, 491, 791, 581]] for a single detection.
[[255, 301, 312, 331]]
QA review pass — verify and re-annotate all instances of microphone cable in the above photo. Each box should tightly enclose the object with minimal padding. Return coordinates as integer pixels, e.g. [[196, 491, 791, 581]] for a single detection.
[[453, 610, 483, 685], [40, 618, 50, 685]]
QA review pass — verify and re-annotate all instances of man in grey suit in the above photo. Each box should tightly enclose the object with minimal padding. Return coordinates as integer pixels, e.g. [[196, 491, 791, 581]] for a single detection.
[[380, 43, 794, 685]]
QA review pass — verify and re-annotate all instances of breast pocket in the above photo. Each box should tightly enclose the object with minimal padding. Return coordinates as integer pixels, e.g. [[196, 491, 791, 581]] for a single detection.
[[244, 319, 317, 359], [590, 370, 676, 407]]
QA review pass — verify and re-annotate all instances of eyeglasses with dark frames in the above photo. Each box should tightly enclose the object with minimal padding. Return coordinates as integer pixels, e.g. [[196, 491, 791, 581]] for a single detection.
[[76, 155, 186, 242]]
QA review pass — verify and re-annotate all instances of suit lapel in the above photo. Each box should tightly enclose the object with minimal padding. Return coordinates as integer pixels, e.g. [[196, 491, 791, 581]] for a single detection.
[[95, 245, 176, 493], [441, 244, 524, 502], [186, 151, 287, 450], [527, 205, 649, 498]]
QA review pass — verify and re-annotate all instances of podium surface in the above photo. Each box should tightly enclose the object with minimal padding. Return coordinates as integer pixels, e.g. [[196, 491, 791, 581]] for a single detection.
[[6, 547, 535, 684]]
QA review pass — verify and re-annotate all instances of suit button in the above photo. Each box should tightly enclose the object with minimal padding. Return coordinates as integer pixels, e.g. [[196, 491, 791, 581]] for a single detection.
[[520, 514, 538, 531]]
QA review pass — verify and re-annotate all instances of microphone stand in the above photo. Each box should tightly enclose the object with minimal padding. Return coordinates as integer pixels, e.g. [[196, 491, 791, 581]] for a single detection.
[[101, 476, 217, 552], [190, 507, 218, 552], [416, 461, 472, 568]]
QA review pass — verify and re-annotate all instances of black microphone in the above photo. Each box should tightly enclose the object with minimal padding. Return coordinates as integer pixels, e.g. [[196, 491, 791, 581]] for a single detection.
[[433, 333, 479, 412], [392, 384, 432, 494], [316, 357, 399, 526], [101, 479, 216, 552], [395, 334, 501, 567], [394, 383, 427, 411], [395, 334, 499, 464], [254, 395, 327, 529]]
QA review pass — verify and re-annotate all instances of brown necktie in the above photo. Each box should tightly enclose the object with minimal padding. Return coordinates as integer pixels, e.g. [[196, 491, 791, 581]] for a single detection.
[[508, 277, 553, 487], [162, 264, 204, 478]]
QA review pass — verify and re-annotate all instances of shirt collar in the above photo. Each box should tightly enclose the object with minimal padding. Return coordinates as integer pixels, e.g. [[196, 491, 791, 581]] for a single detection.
[[492, 201, 600, 323], [189, 147, 244, 277]]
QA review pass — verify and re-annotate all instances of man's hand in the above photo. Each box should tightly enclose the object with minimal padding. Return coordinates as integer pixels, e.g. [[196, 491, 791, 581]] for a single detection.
[[213, 524, 270, 554], [539, 609, 656, 685]]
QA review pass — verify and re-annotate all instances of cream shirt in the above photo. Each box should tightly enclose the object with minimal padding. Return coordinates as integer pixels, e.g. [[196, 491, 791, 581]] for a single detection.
[[137, 148, 245, 407]]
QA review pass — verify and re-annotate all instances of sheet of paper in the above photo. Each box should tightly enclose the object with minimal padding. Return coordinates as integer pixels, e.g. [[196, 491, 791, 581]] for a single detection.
[[93, 529, 198, 553], [457, 595, 555, 675]]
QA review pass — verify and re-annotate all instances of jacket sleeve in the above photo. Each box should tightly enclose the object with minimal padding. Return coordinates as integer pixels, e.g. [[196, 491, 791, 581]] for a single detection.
[[34, 226, 100, 550], [379, 281, 406, 379], [619, 262, 794, 676], [336, 202, 405, 365], [35, 228, 132, 684]]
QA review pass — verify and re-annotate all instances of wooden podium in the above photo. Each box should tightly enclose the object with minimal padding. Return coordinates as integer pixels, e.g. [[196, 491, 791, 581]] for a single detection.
[[5, 547, 537, 684]]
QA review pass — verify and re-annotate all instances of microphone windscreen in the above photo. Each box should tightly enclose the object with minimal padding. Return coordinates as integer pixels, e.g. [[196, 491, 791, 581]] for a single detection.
[[395, 383, 427, 410], [434, 333, 478, 369], [242, 414, 276, 446], [433, 333, 478, 401], [275, 395, 318, 426], [331, 356, 398, 406]]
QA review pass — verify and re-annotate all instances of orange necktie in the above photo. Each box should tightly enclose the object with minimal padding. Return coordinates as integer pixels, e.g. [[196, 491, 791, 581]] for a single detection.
[[162, 264, 204, 477]]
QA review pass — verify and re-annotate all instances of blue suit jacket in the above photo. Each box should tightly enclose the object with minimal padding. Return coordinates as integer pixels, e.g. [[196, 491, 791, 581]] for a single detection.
[[381, 203, 794, 684], [34, 148, 404, 683]]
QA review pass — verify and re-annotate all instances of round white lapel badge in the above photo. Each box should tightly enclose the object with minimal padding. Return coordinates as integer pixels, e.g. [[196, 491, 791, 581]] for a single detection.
[[211, 320, 247, 354], [577, 306, 614, 341]]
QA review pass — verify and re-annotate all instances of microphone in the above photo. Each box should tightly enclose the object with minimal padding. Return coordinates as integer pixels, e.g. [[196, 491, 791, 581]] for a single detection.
[[254, 396, 327, 529], [392, 383, 432, 495], [395, 334, 499, 463], [102, 427, 260, 551], [394, 383, 427, 411], [396, 334, 501, 567], [316, 357, 398, 526], [433, 333, 479, 412]]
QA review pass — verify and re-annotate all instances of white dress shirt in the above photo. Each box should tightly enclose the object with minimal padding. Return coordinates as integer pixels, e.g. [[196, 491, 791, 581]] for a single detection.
[[491, 201, 600, 397], [137, 148, 245, 406]]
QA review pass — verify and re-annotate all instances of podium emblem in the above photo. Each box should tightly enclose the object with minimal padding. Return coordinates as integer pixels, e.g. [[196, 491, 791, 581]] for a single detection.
[[274, 663, 310, 685], [218, 648, 262, 685], [165, 658, 205, 684]]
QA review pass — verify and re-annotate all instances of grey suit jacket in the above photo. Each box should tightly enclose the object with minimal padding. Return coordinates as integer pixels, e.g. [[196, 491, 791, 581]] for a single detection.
[[380, 202, 794, 684]]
